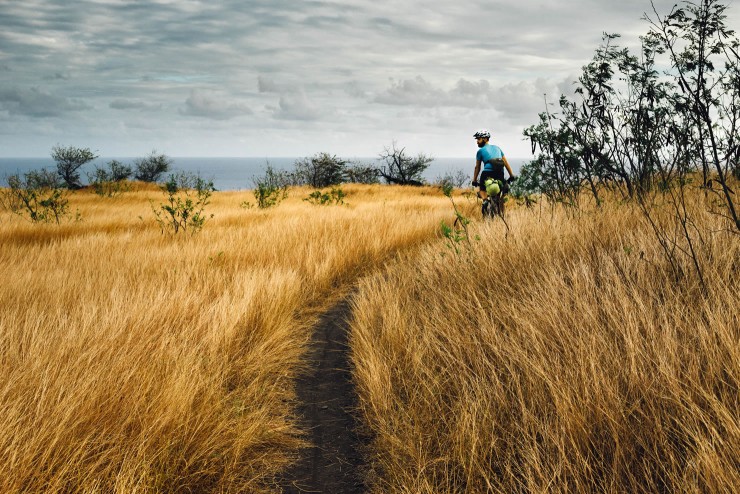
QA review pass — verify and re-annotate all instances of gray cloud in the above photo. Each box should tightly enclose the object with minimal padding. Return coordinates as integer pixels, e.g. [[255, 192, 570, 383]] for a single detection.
[[257, 76, 283, 93], [0, 87, 91, 117], [344, 81, 367, 99], [375, 77, 447, 107], [109, 99, 162, 111], [42, 72, 70, 81], [274, 90, 323, 121], [180, 90, 252, 120], [374, 76, 575, 124], [0, 0, 737, 157]]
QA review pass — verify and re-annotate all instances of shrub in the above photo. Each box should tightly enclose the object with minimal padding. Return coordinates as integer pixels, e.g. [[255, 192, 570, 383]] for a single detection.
[[292, 152, 348, 188], [25, 168, 64, 189], [345, 162, 380, 184], [134, 151, 172, 182], [434, 169, 469, 189], [242, 164, 289, 209], [106, 160, 133, 182], [151, 172, 214, 235], [1, 172, 71, 224], [304, 186, 345, 205], [439, 183, 472, 255], [88, 160, 133, 197]]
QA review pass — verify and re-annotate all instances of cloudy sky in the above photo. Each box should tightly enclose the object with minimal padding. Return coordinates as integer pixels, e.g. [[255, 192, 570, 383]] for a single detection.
[[1, 0, 737, 158]]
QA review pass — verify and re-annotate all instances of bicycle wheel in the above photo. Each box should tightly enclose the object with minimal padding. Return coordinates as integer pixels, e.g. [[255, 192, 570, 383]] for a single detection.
[[481, 198, 493, 218], [495, 196, 505, 219]]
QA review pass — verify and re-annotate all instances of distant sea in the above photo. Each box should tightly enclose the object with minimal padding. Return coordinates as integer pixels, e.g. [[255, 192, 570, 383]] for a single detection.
[[0, 157, 527, 191]]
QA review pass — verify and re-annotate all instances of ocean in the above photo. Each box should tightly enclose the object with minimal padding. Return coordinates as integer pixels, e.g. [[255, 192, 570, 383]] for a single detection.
[[0, 156, 527, 191]]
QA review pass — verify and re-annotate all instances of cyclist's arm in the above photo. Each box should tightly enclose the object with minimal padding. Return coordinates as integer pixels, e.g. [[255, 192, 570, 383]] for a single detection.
[[473, 160, 482, 182], [502, 156, 515, 178]]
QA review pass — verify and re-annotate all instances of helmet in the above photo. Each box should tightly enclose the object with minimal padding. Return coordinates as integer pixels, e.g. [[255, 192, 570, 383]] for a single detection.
[[473, 129, 490, 139]]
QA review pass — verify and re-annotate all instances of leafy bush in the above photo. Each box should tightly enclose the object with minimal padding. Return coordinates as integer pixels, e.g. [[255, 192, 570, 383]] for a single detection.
[[292, 152, 348, 188], [439, 183, 473, 255], [509, 161, 541, 199], [242, 164, 289, 209], [345, 162, 380, 184], [151, 172, 214, 235], [51, 145, 98, 189], [134, 151, 172, 182], [1, 172, 71, 224], [24, 168, 64, 189], [88, 160, 133, 197], [304, 186, 345, 205], [106, 160, 133, 181]]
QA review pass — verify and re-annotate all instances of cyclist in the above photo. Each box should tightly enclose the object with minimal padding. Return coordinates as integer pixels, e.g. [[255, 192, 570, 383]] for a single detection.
[[471, 129, 516, 211]]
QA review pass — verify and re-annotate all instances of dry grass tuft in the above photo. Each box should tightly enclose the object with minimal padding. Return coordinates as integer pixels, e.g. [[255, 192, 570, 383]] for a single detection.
[[350, 192, 739, 493], [0, 183, 453, 492]]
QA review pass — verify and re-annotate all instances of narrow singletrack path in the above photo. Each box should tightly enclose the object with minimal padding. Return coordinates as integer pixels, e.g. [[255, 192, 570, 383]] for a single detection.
[[280, 295, 366, 494]]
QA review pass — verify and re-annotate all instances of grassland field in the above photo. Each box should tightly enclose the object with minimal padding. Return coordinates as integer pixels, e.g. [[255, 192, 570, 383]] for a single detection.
[[0, 181, 737, 493]]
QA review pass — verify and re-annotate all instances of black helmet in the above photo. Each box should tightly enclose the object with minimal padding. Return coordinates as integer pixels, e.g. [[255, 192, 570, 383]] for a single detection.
[[473, 129, 490, 139]]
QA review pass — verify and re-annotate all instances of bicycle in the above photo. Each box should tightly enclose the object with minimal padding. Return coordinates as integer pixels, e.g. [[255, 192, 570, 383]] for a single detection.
[[481, 178, 507, 221]]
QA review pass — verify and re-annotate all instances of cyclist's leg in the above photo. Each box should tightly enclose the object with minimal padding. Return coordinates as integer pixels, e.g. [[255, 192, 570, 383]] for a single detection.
[[478, 185, 488, 202], [478, 172, 490, 217], [478, 170, 493, 218]]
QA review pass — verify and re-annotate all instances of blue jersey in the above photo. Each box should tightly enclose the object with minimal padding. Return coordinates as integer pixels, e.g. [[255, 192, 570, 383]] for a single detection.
[[476, 144, 505, 171]]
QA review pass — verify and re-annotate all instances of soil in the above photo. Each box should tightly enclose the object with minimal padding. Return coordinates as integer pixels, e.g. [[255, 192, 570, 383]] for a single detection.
[[279, 295, 367, 494]]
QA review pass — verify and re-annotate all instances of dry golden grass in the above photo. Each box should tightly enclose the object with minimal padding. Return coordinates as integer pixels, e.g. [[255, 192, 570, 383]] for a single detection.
[[0, 183, 453, 493], [350, 191, 739, 493]]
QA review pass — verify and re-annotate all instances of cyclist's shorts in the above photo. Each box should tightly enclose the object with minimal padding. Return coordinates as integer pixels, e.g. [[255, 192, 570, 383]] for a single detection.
[[479, 170, 508, 194]]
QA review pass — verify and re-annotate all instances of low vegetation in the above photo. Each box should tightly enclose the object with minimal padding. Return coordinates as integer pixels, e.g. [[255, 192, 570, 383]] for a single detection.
[[0, 183, 454, 493], [350, 185, 739, 493]]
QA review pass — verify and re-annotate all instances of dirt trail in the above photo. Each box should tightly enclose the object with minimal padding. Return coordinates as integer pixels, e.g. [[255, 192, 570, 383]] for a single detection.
[[280, 295, 366, 494]]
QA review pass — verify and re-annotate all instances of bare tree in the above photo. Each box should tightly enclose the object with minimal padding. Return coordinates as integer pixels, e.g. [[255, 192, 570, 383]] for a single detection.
[[377, 142, 432, 186]]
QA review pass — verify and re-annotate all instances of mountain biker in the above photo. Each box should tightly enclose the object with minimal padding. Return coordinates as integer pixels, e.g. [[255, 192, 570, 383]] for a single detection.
[[471, 129, 516, 206]]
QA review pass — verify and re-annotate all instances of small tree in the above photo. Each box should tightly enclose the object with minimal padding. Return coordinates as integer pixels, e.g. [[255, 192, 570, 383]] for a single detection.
[[377, 141, 433, 185], [292, 152, 348, 188], [52, 145, 97, 189], [646, 0, 740, 232], [134, 151, 172, 182]]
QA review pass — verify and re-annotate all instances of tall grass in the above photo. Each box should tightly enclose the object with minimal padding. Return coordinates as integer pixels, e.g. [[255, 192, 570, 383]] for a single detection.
[[350, 192, 739, 493], [0, 183, 452, 492]]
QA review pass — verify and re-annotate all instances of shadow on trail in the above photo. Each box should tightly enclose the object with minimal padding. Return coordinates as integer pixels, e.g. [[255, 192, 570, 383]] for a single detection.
[[279, 296, 366, 494]]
